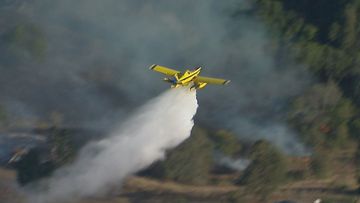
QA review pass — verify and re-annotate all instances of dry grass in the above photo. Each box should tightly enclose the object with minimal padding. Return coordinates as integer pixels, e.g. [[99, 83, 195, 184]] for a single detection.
[[0, 167, 16, 181], [123, 176, 239, 198], [0, 148, 359, 203]]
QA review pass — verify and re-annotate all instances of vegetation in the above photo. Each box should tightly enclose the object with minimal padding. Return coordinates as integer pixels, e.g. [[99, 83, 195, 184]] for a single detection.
[[288, 81, 355, 148], [239, 140, 287, 198], [50, 127, 76, 167], [14, 127, 76, 185], [162, 127, 214, 185], [251, 0, 360, 195], [254, 0, 360, 85], [310, 148, 331, 178], [15, 148, 54, 185], [3, 0, 360, 202], [210, 130, 242, 156]]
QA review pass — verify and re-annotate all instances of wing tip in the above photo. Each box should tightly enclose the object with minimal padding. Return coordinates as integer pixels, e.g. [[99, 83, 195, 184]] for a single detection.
[[149, 64, 157, 70], [223, 80, 231, 85]]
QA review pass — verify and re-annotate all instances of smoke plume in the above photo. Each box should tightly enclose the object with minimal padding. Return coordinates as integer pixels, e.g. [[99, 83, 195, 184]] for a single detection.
[[215, 154, 250, 171], [27, 88, 198, 203], [0, 0, 309, 154]]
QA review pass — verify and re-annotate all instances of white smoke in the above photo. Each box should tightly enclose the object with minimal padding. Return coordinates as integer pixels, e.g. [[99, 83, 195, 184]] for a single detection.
[[215, 153, 250, 171], [27, 88, 198, 203]]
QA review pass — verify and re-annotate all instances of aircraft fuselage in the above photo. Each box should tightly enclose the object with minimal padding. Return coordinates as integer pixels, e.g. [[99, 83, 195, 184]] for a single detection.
[[164, 67, 203, 89]]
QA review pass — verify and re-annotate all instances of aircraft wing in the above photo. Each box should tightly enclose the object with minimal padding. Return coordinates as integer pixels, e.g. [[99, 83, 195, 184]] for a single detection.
[[149, 64, 180, 76], [195, 76, 230, 85]]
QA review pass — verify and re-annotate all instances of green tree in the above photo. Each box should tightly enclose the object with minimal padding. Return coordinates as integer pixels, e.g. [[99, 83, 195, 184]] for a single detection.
[[329, 22, 341, 42], [333, 99, 355, 122], [341, 4, 357, 50], [290, 82, 340, 121], [289, 81, 355, 147], [330, 122, 350, 147], [239, 140, 287, 198], [283, 13, 304, 40], [252, 0, 358, 80], [163, 127, 214, 185], [301, 24, 318, 41], [295, 41, 325, 73], [211, 130, 242, 156]]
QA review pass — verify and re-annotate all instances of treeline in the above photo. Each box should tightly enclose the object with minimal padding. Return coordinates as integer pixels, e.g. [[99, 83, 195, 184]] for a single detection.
[[139, 126, 330, 201], [254, 0, 360, 95], [4, 0, 360, 201], [138, 1, 360, 198], [251, 0, 360, 196]]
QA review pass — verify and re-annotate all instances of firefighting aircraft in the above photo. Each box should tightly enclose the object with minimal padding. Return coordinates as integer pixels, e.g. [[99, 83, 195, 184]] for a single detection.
[[149, 64, 230, 90]]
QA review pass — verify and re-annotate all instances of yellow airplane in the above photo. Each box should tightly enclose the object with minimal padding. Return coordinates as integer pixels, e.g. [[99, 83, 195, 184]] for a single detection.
[[150, 64, 230, 90]]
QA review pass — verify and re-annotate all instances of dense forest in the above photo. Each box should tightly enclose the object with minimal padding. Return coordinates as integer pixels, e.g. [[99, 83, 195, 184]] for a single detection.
[[2, 0, 360, 203]]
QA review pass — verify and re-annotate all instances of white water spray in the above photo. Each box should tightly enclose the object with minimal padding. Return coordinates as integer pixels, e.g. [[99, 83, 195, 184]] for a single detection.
[[28, 88, 198, 203]]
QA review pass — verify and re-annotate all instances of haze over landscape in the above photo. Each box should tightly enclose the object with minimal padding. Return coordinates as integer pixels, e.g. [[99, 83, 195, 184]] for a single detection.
[[0, 0, 360, 203]]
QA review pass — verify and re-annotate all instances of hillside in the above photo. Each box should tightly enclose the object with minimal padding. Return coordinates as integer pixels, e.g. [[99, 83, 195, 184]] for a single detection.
[[1, 0, 360, 203]]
